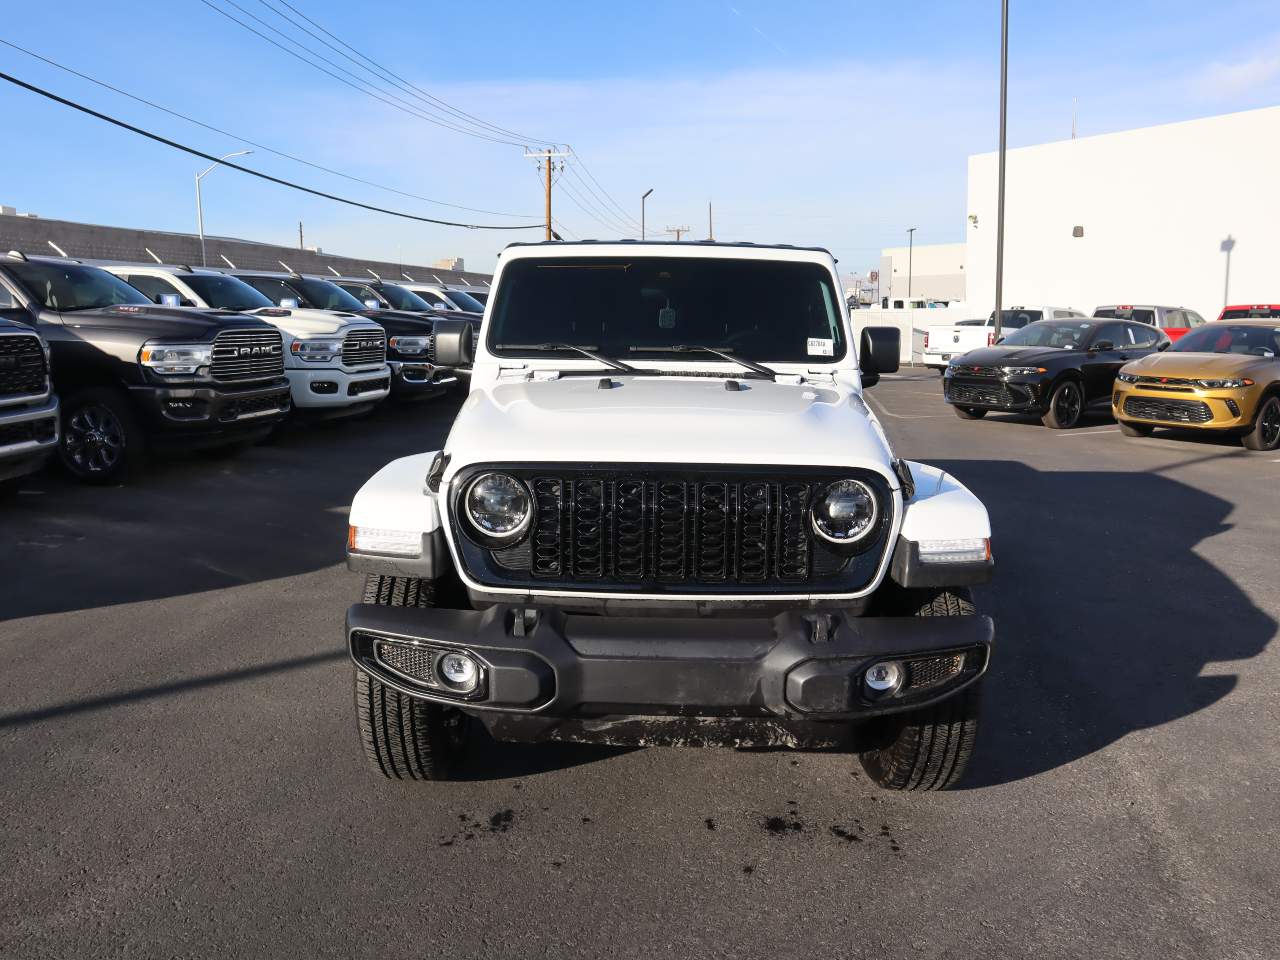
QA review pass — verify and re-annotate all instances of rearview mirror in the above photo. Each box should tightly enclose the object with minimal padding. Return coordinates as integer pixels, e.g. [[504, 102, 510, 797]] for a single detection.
[[859, 326, 900, 387], [432, 318, 475, 367]]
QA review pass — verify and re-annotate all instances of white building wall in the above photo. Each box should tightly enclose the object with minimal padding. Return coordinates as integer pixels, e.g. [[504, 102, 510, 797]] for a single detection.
[[879, 242, 967, 302], [966, 106, 1280, 321]]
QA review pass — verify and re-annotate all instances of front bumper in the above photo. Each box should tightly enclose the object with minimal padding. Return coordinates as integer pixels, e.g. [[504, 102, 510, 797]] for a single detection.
[[347, 603, 992, 736], [388, 360, 458, 397], [130, 378, 291, 443], [286, 365, 391, 409], [944, 374, 1046, 411], [0, 394, 59, 482], [1112, 383, 1256, 431]]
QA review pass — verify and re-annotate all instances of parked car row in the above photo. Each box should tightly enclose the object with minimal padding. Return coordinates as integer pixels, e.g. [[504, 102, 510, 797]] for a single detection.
[[0, 252, 482, 489], [939, 307, 1280, 451]]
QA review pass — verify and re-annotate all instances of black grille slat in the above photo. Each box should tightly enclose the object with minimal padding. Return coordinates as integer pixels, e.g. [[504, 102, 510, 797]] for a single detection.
[[531, 478, 564, 576], [656, 481, 690, 581], [342, 329, 387, 367], [0, 334, 48, 398], [1124, 396, 1212, 424], [947, 382, 1015, 407], [776, 483, 811, 582], [211, 329, 284, 382]]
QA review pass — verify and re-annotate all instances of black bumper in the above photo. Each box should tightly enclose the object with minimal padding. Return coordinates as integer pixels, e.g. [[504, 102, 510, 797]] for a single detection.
[[388, 360, 458, 398], [944, 377, 1046, 411], [347, 603, 992, 733], [130, 378, 291, 445]]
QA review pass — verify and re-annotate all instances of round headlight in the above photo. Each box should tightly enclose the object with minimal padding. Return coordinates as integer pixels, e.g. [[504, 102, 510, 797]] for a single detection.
[[811, 479, 878, 545], [464, 473, 531, 540]]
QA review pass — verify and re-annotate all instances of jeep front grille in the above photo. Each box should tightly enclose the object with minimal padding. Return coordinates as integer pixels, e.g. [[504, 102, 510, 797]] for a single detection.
[[455, 466, 893, 595], [343, 328, 386, 367], [211, 329, 284, 382], [0, 333, 48, 399]]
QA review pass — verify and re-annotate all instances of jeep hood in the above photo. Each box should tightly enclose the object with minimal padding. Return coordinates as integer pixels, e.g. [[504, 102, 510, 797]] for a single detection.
[[444, 375, 895, 475]]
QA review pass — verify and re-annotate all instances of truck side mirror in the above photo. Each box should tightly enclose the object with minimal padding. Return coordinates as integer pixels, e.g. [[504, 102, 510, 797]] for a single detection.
[[433, 318, 475, 367], [859, 326, 900, 387], [364, 299, 380, 310]]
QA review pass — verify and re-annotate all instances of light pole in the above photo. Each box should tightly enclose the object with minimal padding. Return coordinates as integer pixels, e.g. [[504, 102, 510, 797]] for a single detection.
[[196, 150, 252, 266], [993, 0, 1009, 342], [641, 188, 653, 240], [907, 227, 917, 299]]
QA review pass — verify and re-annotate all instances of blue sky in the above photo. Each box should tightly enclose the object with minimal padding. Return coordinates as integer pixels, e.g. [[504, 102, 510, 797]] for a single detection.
[[2, 0, 1279, 274]]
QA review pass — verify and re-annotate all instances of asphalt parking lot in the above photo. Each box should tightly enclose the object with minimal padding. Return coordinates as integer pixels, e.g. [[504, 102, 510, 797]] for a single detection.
[[2, 377, 1277, 960]]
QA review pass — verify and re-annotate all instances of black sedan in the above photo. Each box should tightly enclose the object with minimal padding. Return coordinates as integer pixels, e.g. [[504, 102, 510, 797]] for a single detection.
[[943, 318, 1170, 428]]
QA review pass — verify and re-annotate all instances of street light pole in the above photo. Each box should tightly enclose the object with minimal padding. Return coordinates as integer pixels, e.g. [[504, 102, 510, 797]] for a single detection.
[[641, 188, 653, 240], [993, 0, 1009, 342], [195, 150, 252, 267], [907, 227, 917, 299]]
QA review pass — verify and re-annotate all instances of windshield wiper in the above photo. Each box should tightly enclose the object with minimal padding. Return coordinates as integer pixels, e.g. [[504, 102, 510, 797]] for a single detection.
[[495, 342, 637, 373], [632, 344, 777, 379]]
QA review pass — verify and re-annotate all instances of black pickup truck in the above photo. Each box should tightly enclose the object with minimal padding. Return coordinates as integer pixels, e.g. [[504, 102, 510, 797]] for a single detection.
[[0, 316, 59, 493], [0, 254, 291, 483]]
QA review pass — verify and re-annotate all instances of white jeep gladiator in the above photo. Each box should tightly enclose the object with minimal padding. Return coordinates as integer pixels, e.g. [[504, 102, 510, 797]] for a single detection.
[[344, 241, 994, 791]]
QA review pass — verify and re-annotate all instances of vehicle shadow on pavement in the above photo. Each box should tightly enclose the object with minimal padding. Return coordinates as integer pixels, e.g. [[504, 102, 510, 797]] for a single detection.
[[934, 459, 1277, 789], [456, 728, 633, 782]]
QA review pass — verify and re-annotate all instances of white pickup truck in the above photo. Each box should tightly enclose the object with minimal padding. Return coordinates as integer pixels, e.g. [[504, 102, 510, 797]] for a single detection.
[[923, 305, 1087, 371]]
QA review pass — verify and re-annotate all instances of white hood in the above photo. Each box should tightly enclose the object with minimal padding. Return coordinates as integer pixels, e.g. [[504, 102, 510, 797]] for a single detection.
[[248, 307, 370, 338], [443, 375, 897, 480]]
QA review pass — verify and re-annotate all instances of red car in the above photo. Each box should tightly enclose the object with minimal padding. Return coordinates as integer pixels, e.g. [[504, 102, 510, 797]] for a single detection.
[[1219, 304, 1280, 321], [1093, 305, 1207, 342]]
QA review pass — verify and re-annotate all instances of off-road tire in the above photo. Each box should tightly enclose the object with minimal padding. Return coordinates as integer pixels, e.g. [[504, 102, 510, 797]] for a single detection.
[[953, 406, 987, 420], [1119, 421, 1153, 438], [59, 387, 146, 484], [1042, 378, 1084, 429], [354, 575, 469, 780], [859, 587, 982, 791], [1242, 394, 1280, 451]]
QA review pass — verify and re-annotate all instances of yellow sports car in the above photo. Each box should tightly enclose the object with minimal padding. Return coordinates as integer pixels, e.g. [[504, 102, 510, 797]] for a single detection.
[[1112, 319, 1280, 451]]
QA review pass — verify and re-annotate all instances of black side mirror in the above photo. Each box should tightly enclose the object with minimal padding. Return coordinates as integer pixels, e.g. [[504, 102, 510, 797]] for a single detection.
[[1157, 340, 1171, 351], [432, 318, 475, 367], [1089, 339, 1114, 353], [859, 326, 900, 386], [0, 304, 33, 326]]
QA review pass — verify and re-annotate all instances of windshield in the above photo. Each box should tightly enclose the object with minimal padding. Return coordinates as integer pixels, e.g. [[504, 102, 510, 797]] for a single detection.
[[987, 309, 1042, 328], [337, 282, 383, 305], [293, 278, 367, 312], [998, 320, 1093, 349], [1173, 324, 1280, 356], [1094, 307, 1155, 324], [468, 290, 489, 305], [5, 261, 151, 311], [377, 283, 432, 311], [1221, 306, 1280, 319], [488, 256, 845, 364], [443, 289, 485, 312], [183, 274, 274, 311]]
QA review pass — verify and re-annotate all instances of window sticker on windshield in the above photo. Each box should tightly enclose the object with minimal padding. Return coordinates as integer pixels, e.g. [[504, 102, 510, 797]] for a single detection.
[[658, 307, 676, 329], [807, 337, 834, 357]]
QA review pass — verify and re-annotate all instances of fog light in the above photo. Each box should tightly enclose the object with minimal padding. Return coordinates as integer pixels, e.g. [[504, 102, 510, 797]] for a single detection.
[[864, 660, 904, 697], [439, 652, 479, 692]]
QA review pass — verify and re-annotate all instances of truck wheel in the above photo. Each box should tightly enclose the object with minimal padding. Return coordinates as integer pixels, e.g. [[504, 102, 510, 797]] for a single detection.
[[1119, 421, 1153, 438], [953, 406, 987, 420], [59, 387, 146, 484], [859, 588, 982, 790], [1042, 379, 1083, 429], [1242, 394, 1280, 451], [354, 575, 468, 780]]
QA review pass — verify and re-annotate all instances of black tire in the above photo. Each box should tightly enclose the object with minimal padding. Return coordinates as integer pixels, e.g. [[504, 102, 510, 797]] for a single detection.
[[953, 405, 987, 420], [1042, 378, 1084, 429], [1119, 421, 1153, 438], [1242, 394, 1280, 451], [354, 575, 468, 780], [59, 387, 146, 484], [859, 588, 982, 791]]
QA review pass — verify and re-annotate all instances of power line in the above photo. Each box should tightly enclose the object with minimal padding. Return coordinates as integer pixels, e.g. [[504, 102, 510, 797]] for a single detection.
[[563, 162, 642, 232], [0, 70, 543, 231], [567, 148, 643, 230], [0, 37, 538, 218], [557, 178, 636, 237]]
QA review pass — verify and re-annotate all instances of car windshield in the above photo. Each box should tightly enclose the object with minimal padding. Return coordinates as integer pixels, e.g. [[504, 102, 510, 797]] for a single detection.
[[488, 255, 846, 364], [292, 278, 367, 312], [998, 320, 1093, 349], [1221, 306, 1280, 319], [183, 274, 274, 311], [987, 309, 1042, 327], [337, 282, 383, 305], [377, 284, 432, 311], [1094, 307, 1156, 324], [1173, 324, 1280, 356], [443, 289, 486, 312], [5, 261, 151, 311]]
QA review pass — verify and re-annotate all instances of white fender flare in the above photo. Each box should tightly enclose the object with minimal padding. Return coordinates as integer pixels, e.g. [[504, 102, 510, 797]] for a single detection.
[[346, 452, 448, 578], [891, 461, 993, 587]]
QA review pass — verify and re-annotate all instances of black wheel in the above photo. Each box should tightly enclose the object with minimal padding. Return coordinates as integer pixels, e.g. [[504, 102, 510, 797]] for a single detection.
[[953, 405, 987, 420], [1119, 421, 1153, 438], [354, 575, 469, 780], [859, 587, 982, 791], [59, 388, 145, 484], [1042, 379, 1084, 429], [1242, 394, 1280, 451]]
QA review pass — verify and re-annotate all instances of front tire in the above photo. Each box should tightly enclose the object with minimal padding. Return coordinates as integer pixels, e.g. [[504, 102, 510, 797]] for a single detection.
[[354, 575, 469, 780], [59, 387, 146, 484], [953, 405, 987, 420], [1119, 421, 1153, 438], [1242, 394, 1280, 451], [1042, 379, 1084, 429], [859, 588, 982, 791]]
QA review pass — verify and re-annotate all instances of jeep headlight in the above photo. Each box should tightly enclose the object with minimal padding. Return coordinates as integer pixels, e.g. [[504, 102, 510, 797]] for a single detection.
[[464, 473, 532, 541], [290, 338, 342, 362], [139, 342, 212, 376], [810, 479, 878, 546], [1195, 377, 1253, 389], [1117, 372, 1140, 383], [388, 335, 431, 356]]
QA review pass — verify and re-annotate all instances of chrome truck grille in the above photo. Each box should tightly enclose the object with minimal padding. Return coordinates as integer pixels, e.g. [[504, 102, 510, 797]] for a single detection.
[[452, 465, 895, 596], [211, 329, 284, 382], [342, 328, 387, 367], [0, 333, 48, 398]]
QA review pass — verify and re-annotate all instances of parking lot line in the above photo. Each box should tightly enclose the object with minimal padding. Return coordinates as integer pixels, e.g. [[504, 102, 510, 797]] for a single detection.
[[863, 393, 950, 420], [1056, 428, 1122, 437]]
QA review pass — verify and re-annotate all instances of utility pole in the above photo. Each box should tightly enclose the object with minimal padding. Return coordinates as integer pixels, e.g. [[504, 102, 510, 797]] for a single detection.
[[994, 0, 1010, 342], [907, 227, 916, 299], [641, 188, 653, 240], [525, 148, 569, 241], [298, 221, 304, 250], [665, 226, 690, 242], [707, 202, 714, 241]]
